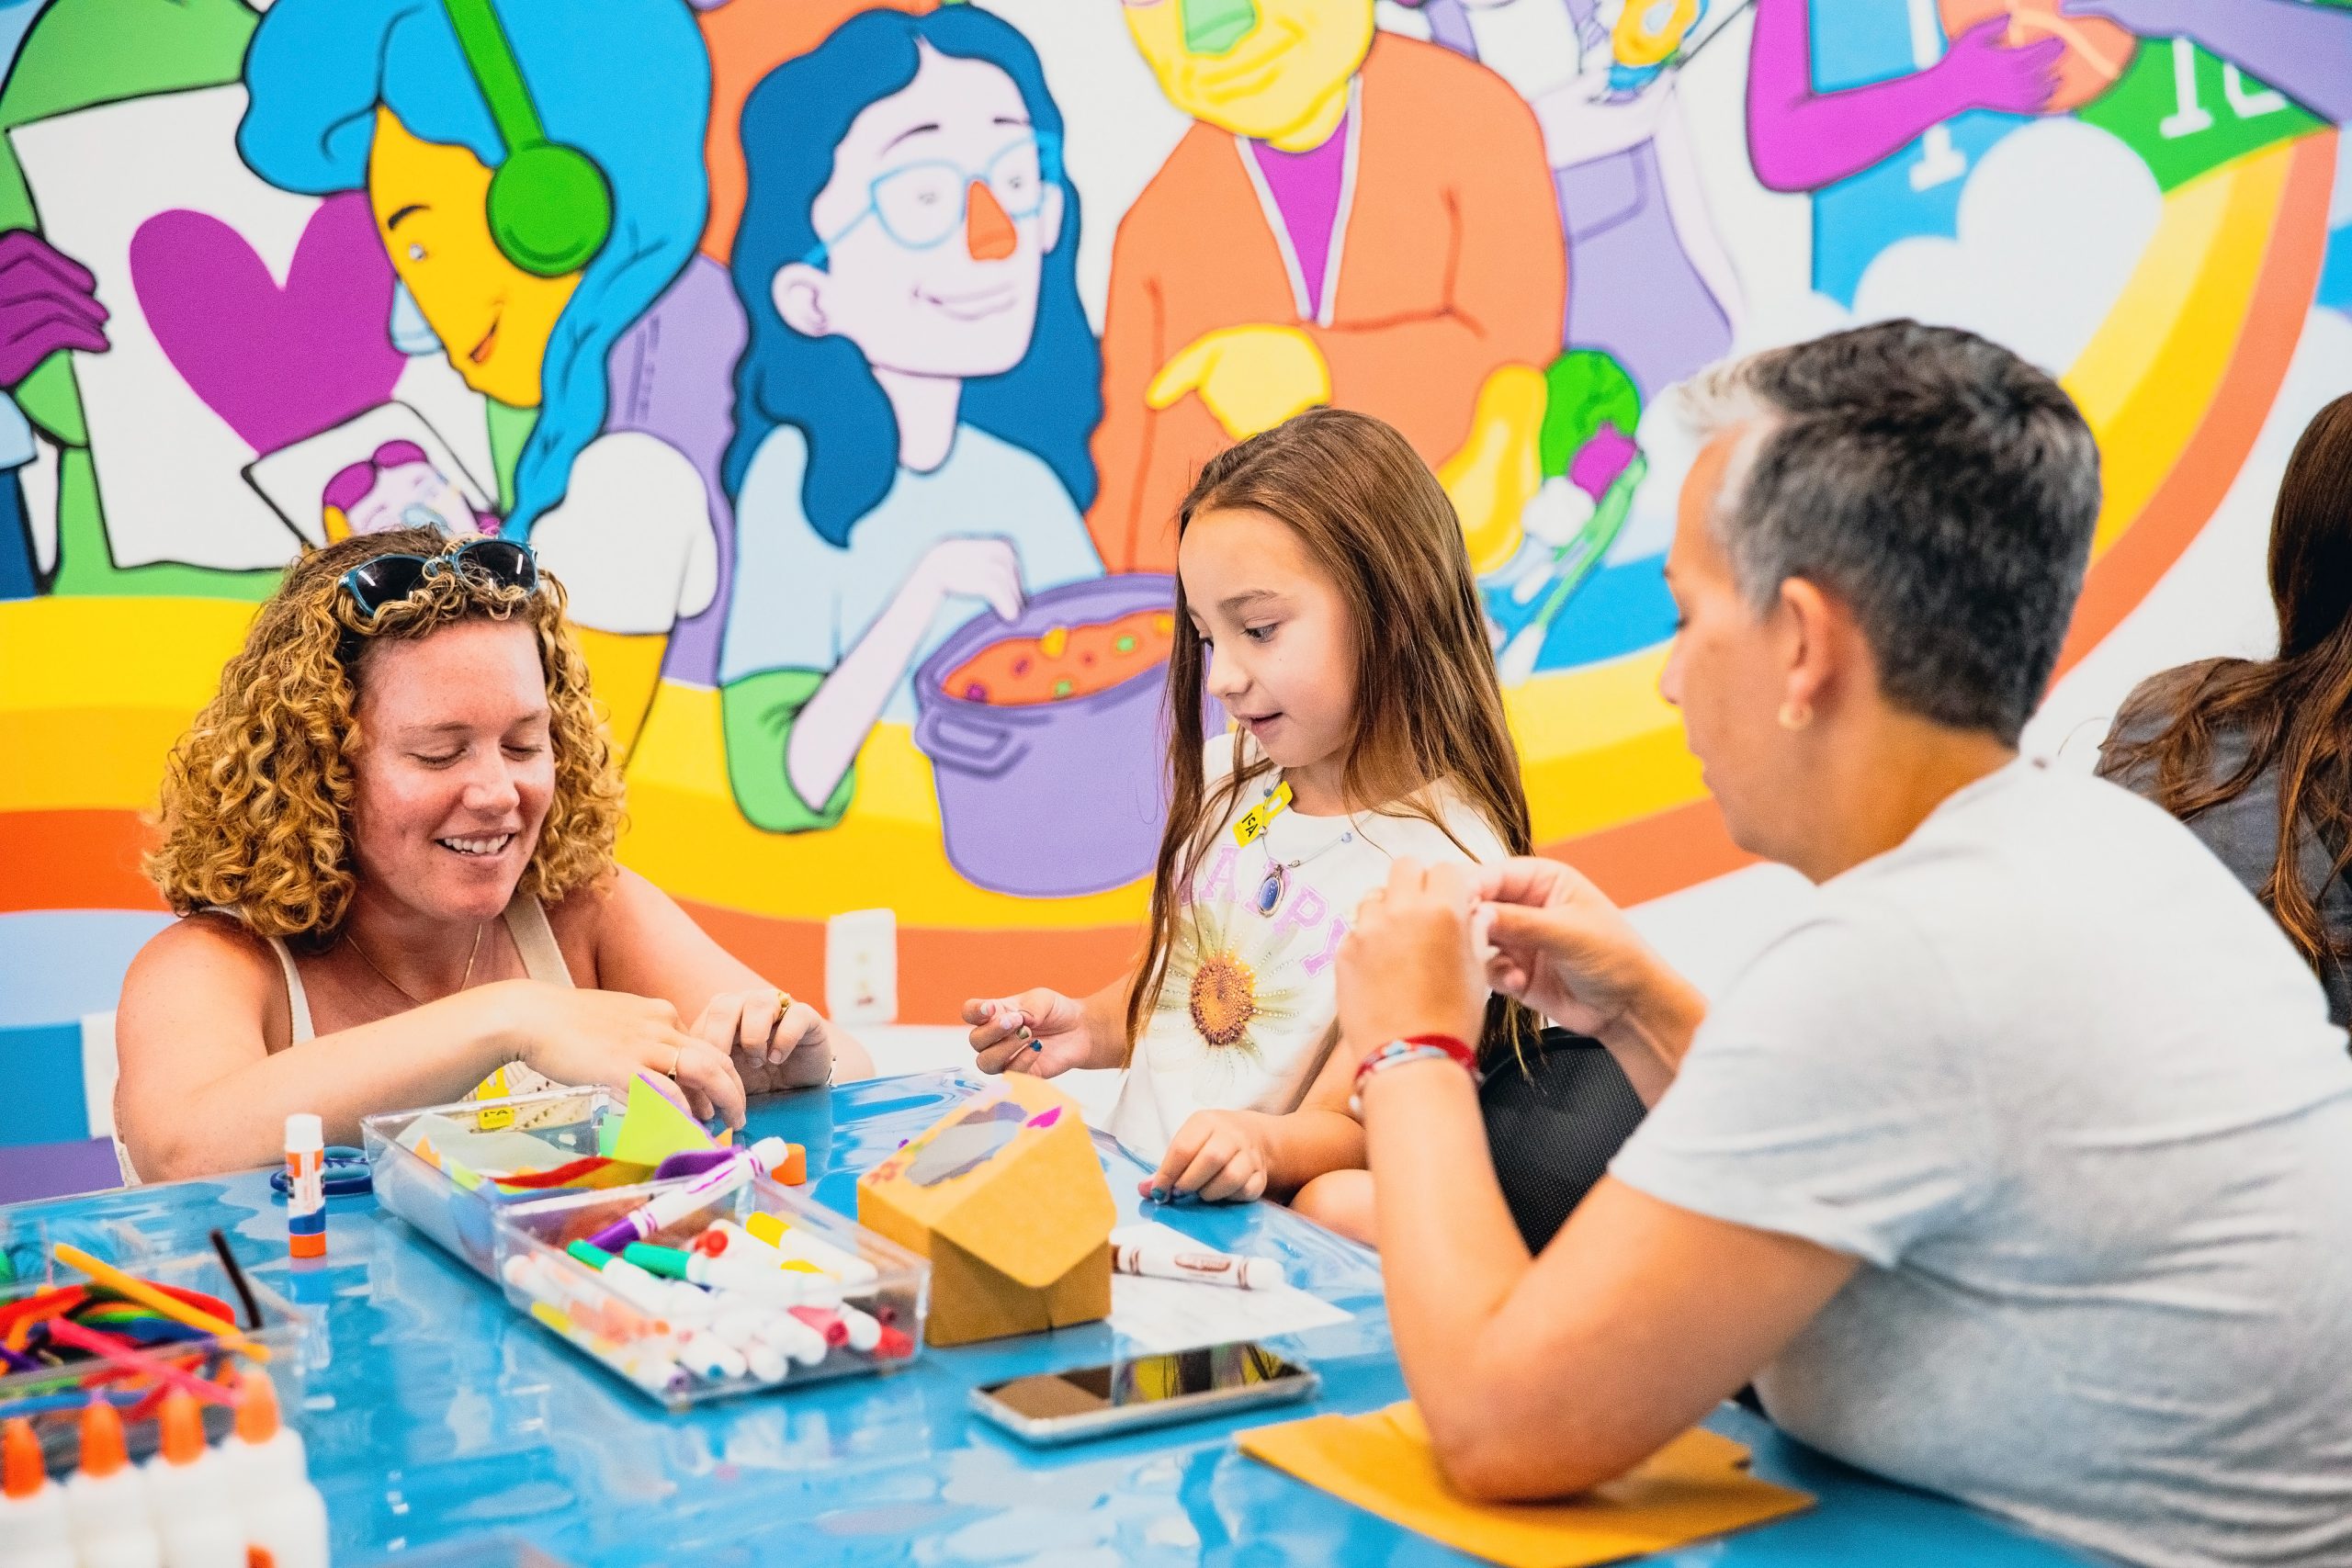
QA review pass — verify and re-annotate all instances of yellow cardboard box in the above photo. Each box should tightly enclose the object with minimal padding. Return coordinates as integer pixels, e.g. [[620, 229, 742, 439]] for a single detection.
[[856, 1077, 1114, 1347]]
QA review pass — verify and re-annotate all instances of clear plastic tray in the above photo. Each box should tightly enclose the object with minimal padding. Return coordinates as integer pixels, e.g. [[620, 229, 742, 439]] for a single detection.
[[361, 1087, 628, 1280], [491, 1176, 929, 1409], [0, 1213, 308, 1473]]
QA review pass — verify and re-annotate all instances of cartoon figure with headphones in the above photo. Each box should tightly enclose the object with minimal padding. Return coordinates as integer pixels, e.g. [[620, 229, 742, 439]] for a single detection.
[[240, 0, 742, 674]]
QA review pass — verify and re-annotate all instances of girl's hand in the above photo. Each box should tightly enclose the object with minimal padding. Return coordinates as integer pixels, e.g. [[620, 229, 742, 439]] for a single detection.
[[690, 987, 836, 1096], [502, 981, 748, 1129], [1144, 1111, 1272, 1204], [963, 989, 1092, 1077]]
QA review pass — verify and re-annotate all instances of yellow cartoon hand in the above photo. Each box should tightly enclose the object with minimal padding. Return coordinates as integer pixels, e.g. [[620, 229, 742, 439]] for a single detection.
[[1438, 364, 1549, 576], [1146, 324, 1330, 440]]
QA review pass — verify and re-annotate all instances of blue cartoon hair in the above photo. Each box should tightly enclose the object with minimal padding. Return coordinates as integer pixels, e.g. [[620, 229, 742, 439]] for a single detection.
[[237, 0, 708, 537], [724, 6, 1101, 547]]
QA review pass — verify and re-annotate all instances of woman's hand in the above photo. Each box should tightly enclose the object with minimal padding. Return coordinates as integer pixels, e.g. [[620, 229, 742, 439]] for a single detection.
[[1144, 1109, 1275, 1204], [495, 980, 748, 1130], [1335, 860, 1494, 1069], [1475, 858, 1668, 1038], [963, 989, 1094, 1077], [689, 987, 837, 1097]]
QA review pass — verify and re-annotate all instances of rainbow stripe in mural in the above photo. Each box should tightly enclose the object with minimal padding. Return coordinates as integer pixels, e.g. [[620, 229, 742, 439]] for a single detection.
[[4, 125, 2335, 1019]]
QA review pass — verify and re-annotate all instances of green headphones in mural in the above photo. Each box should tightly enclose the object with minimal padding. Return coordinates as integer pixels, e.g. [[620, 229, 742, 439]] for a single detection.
[[437, 0, 611, 276]]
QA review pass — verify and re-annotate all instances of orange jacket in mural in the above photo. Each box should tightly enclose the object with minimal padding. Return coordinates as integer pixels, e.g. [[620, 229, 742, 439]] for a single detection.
[[1086, 31, 1566, 574]]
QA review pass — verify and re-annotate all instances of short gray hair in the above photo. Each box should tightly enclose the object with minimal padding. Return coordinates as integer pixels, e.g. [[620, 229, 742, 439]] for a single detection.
[[1677, 320, 2101, 745]]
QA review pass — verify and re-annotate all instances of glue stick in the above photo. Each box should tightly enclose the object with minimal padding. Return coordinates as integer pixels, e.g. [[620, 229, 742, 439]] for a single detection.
[[142, 1392, 245, 1568], [64, 1400, 162, 1568], [225, 1370, 328, 1568], [285, 1113, 326, 1259], [1, 1416, 73, 1568]]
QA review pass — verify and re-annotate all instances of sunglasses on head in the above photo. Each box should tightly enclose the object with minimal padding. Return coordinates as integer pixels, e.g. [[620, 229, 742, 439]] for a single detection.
[[340, 538, 539, 619]]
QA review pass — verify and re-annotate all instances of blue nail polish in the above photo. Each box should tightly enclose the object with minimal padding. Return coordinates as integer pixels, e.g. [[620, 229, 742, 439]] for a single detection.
[[1030, 1039, 1044, 1052], [1148, 1187, 1166, 1202]]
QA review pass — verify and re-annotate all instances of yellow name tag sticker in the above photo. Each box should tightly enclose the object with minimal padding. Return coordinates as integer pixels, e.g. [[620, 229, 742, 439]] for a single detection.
[[1233, 780, 1294, 847]]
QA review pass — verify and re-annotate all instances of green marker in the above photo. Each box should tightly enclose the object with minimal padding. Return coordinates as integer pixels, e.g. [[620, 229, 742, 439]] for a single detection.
[[622, 1242, 692, 1280], [565, 1239, 614, 1270]]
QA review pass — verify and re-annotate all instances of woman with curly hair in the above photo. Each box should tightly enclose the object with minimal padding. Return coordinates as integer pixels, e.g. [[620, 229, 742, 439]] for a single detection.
[[114, 527, 871, 1181]]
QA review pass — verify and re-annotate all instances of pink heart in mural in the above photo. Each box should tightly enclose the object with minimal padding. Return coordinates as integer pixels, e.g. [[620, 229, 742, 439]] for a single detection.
[[130, 191, 407, 457]]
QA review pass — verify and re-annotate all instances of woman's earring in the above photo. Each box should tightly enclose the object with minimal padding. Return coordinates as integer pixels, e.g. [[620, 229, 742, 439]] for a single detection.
[[1778, 699, 1813, 731]]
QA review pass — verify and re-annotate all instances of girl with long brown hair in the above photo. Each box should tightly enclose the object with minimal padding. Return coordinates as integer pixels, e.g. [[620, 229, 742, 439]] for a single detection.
[[960, 407, 1532, 1213], [2099, 392, 2352, 1029]]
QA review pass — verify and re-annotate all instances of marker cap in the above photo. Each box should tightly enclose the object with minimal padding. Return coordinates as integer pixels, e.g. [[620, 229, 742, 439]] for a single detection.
[[285, 1113, 323, 1154]]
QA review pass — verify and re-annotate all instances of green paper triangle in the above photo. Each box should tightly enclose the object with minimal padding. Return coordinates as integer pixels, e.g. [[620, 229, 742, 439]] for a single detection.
[[610, 1071, 718, 1166]]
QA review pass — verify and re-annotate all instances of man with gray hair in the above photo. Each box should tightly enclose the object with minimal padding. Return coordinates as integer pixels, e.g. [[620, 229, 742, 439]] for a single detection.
[[1322, 318, 2352, 1566]]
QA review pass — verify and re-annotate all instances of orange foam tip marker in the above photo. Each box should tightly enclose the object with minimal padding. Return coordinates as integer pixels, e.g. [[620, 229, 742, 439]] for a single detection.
[[235, 1368, 283, 1445], [78, 1398, 129, 1479], [3, 1415, 43, 1497], [159, 1390, 207, 1467], [775, 1142, 808, 1186]]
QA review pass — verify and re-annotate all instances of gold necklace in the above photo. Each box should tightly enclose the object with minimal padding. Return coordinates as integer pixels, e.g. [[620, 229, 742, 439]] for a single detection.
[[344, 921, 485, 1008]]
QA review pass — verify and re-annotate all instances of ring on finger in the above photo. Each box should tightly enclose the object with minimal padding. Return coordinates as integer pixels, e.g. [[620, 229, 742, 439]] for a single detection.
[[768, 990, 793, 1052]]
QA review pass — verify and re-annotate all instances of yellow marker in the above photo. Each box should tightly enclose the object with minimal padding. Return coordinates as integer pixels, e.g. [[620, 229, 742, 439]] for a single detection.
[[1233, 780, 1293, 848], [52, 1244, 272, 1363]]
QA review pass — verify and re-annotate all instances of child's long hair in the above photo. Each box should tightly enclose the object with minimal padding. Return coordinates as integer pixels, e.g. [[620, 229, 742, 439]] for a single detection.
[[1124, 408, 1536, 1063]]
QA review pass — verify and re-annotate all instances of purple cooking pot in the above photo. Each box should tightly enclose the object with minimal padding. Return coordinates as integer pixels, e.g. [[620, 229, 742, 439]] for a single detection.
[[914, 574, 1198, 898]]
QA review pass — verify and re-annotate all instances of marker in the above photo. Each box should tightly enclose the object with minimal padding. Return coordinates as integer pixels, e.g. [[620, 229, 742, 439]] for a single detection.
[[502, 1254, 668, 1341], [705, 1303, 824, 1370], [621, 1243, 841, 1309], [285, 1114, 325, 1259], [2, 1416, 73, 1568], [1112, 1235, 1283, 1291], [582, 1137, 797, 1254], [224, 1371, 328, 1568], [677, 1331, 748, 1382], [142, 1392, 245, 1568], [64, 1400, 161, 1568], [743, 1212, 880, 1288], [564, 1245, 684, 1321]]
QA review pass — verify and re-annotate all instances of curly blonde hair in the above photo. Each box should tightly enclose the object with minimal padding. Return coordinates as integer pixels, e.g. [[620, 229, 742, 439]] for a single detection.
[[147, 527, 626, 942]]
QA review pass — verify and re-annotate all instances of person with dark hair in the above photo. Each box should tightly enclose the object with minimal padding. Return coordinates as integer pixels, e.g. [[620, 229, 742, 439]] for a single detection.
[[1322, 322, 2352, 1562], [2099, 394, 2352, 1030], [717, 6, 1104, 834]]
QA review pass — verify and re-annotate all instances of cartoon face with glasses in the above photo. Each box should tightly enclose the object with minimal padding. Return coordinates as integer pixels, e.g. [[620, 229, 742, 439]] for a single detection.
[[766, 51, 1066, 389]]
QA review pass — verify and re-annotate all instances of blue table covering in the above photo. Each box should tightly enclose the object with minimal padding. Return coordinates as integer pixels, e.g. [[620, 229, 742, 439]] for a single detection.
[[1, 1071, 2101, 1567]]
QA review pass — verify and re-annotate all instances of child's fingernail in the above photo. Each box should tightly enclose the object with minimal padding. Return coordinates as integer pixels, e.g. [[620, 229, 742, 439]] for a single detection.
[[1029, 1040, 1043, 1052], [1148, 1188, 1165, 1202]]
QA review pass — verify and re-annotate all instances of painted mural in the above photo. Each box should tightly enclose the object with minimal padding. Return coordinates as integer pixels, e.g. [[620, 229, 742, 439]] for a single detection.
[[0, 0, 2346, 1106]]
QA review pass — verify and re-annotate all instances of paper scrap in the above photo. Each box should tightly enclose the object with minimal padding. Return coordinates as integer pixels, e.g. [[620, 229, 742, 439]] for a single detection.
[[1238, 1403, 1812, 1568]]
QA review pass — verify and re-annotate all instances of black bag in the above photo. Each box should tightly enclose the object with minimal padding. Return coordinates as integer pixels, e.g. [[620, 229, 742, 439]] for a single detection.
[[1479, 1027, 1648, 1252]]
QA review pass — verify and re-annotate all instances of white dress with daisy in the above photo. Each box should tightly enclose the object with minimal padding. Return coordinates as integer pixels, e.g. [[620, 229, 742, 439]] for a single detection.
[[1104, 738, 1510, 1161]]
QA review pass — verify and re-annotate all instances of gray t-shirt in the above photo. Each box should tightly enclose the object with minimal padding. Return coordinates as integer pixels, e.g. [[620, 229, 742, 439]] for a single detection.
[[1612, 760, 2352, 1568]]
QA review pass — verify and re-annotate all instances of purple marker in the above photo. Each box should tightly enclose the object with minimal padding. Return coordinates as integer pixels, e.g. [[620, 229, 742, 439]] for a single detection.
[[587, 1137, 793, 1253], [653, 1148, 741, 1180]]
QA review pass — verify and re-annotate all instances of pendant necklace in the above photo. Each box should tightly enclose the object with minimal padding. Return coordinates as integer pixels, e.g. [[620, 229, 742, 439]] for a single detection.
[[345, 920, 485, 1007], [1252, 780, 1356, 918]]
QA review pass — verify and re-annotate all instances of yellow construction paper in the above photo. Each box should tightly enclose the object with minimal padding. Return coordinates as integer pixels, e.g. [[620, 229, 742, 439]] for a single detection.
[[1238, 1403, 1812, 1568], [610, 1072, 719, 1167]]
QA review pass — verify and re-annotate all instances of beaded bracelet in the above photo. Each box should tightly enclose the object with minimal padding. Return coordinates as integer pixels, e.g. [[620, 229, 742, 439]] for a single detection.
[[1348, 1033, 1476, 1117]]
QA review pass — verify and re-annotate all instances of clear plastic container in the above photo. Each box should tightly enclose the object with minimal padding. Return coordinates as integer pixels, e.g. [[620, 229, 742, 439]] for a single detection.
[[361, 1088, 628, 1280], [0, 1214, 308, 1474], [491, 1177, 930, 1409]]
